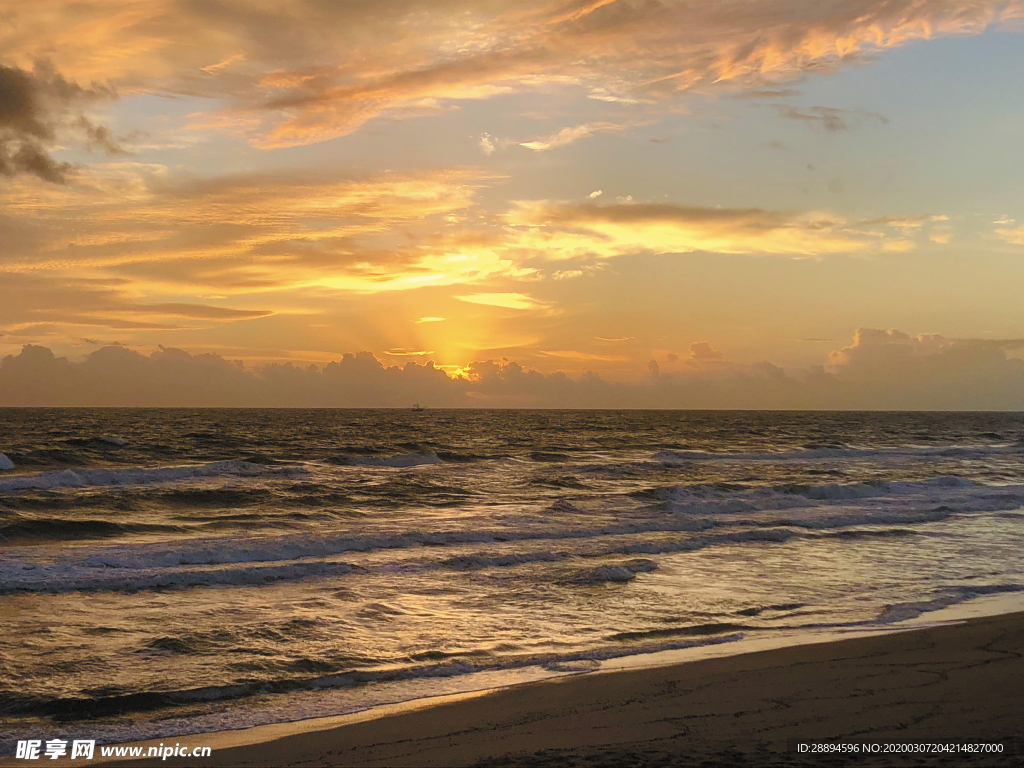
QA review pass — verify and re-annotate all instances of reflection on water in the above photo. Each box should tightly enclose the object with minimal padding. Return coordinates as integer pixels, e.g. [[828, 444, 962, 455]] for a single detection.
[[1, 409, 1023, 747]]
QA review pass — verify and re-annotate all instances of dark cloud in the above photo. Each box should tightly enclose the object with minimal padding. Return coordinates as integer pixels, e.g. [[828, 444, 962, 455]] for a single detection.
[[0, 142, 70, 184], [0, 63, 118, 183], [771, 105, 889, 132], [74, 116, 127, 155], [689, 341, 723, 360], [2, 328, 1022, 409], [824, 328, 1024, 408]]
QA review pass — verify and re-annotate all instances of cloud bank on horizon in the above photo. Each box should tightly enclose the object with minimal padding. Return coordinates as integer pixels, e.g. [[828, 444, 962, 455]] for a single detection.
[[3, 329, 1022, 410], [1, 0, 1022, 408]]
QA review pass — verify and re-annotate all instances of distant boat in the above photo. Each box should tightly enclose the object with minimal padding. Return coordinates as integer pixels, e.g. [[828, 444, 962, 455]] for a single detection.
[[412, 403, 425, 412]]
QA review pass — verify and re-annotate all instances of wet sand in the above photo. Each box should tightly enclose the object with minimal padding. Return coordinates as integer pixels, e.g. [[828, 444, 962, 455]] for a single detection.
[[94, 611, 1024, 766]]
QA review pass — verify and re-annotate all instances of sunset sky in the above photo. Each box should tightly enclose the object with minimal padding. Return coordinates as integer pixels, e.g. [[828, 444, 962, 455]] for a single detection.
[[1, 0, 1023, 407]]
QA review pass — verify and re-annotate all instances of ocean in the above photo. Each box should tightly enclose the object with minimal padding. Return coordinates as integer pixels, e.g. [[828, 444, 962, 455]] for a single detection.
[[2, 409, 1023, 751]]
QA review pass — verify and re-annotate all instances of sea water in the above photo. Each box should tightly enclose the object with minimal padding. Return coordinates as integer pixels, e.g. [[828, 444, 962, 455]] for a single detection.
[[1, 409, 1023, 749]]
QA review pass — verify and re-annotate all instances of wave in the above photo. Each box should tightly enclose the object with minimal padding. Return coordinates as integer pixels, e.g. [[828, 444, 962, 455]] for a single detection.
[[327, 450, 442, 468], [874, 583, 1024, 624], [0, 631, 744, 720], [442, 551, 568, 570], [649, 476, 1024, 530], [610, 528, 802, 556], [608, 621, 747, 641], [0, 517, 183, 543], [1, 559, 358, 593], [6, 475, 1023, 593], [529, 452, 571, 463], [155, 486, 277, 507], [668, 475, 980, 504], [820, 528, 918, 540], [3, 470, 1021, 593], [654, 443, 1024, 463], [0, 526, 798, 594], [0, 460, 304, 492], [64, 434, 128, 448], [529, 476, 590, 490], [799, 476, 975, 500], [434, 450, 490, 463], [141, 618, 339, 657], [0, 453, 14, 471], [735, 602, 805, 617], [567, 558, 659, 585]]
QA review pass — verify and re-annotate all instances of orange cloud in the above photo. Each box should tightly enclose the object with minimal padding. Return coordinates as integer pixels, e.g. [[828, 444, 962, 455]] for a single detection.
[[455, 292, 552, 310], [0, 165, 501, 292], [996, 224, 1024, 245], [2, 0, 1017, 148], [519, 122, 625, 151], [504, 200, 878, 257]]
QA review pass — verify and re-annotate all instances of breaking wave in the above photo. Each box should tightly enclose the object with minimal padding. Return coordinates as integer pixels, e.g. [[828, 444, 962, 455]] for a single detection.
[[654, 444, 1024, 463], [327, 450, 443, 468], [0, 460, 304, 492], [0, 630, 744, 720]]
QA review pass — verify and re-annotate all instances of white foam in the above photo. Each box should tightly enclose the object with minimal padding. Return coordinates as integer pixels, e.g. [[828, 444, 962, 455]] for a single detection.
[[652, 476, 1014, 531], [875, 584, 1024, 624], [0, 630, 746, 755], [5, 475, 1023, 594], [654, 444, 1023, 463], [0, 453, 14, 471], [99, 435, 128, 447], [571, 559, 659, 584], [0, 460, 302, 492]]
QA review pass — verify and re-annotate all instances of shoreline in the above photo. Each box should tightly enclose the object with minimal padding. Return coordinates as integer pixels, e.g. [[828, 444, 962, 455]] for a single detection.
[[66, 600, 1024, 767]]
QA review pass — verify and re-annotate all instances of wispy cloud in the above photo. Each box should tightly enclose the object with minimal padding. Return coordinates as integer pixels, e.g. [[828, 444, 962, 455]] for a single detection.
[[503, 200, 891, 258], [0, 273, 273, 336], [519, 122, 624, 151], [538, 350, 628, 362], [996, 224, 1024, 245], [0, 165, 502, 294], [455, 292, 552, 311], [771, 105, 889, 132], [383, 348, 435, 356]]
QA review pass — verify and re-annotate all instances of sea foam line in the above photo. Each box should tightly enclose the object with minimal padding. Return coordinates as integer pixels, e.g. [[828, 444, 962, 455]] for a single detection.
[[653, 443, 1024, 463]]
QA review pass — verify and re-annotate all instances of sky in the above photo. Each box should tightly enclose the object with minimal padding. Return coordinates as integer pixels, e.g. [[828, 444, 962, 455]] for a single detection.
[[1, 0, 1023, 408]]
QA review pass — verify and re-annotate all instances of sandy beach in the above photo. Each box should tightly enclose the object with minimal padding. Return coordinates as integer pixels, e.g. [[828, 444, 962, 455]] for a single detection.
[[86, 610, 1024, 767]]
